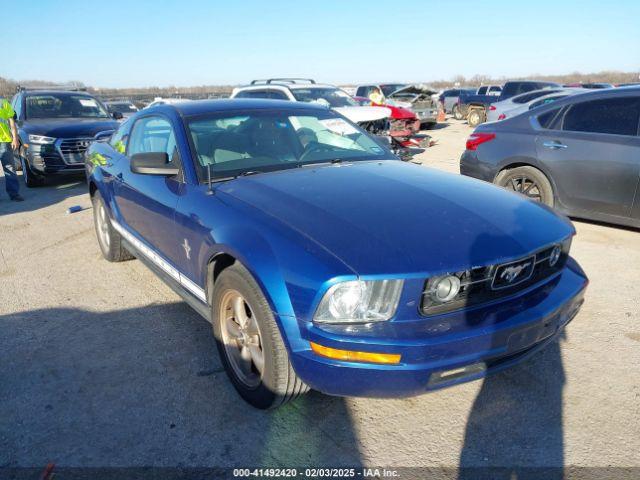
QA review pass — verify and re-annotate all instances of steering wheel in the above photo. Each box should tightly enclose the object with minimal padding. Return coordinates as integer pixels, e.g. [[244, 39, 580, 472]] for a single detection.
[[300, 141, 335, 161]]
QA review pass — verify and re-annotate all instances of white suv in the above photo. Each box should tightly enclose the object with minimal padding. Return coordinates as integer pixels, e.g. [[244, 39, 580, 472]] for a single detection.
[[230, 78, 389, 124]]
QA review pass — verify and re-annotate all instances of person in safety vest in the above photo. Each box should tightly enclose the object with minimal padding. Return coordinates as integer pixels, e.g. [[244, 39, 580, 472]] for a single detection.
[[368, 87, 385, 105], [0, 98, 22, 201]]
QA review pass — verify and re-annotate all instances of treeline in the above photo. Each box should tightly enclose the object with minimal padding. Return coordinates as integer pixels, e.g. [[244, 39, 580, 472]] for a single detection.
[[1, 70, 638, 98], [428, 71, 639, 89]]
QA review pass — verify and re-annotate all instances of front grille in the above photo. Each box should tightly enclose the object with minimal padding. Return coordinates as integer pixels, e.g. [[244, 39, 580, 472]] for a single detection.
[[421, 241, 570, 316], [57, 138, 94, 164]]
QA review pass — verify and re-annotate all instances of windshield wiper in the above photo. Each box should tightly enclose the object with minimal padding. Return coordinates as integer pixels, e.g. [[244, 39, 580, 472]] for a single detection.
[[238, 170, 262, 177]]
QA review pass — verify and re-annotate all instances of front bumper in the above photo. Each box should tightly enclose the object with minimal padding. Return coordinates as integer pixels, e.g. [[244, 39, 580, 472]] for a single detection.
[[288, 258, 587, 398], [415, 108, 438, 124], [26, 140, 90, 175]]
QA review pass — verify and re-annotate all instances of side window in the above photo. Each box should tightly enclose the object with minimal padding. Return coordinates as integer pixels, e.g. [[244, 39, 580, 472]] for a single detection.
[[128, 116, 179, 163], [11, 94, 22, 119], [477, 86, 488, 95], [109, 120, 130, 154], [267, 90, 289, 100], [561, 97, 640, 136], [235, 90, 269, 99], [357, 86, 373, 97], [529, 95, 568, 111]]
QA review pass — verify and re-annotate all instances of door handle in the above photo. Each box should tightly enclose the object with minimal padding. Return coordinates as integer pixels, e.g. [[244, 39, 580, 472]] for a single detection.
[[542, 141, 568, 150]]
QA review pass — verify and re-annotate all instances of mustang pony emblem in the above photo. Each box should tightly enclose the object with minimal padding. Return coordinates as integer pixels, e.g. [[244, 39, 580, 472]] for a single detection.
[[500, 262, 532, 283], [181, 238, 191, 260]]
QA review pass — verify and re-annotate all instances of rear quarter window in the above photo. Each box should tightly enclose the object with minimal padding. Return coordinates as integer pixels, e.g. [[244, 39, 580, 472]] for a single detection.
[[537, 107, 562, 129]]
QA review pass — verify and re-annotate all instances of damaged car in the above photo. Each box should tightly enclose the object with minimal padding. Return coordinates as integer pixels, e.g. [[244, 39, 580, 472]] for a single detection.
[[385, 84, 440, 128]]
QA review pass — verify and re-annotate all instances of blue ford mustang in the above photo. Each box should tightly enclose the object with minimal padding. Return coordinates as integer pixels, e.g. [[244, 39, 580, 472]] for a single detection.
[[85, 99, 588, 409]]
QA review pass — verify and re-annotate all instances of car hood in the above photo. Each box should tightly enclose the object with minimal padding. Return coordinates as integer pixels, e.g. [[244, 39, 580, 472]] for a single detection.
[[218, 161, 574, 275], [389, 83, 438, 96], [22, 118, 120, 138], [334, 106, 391, 123]]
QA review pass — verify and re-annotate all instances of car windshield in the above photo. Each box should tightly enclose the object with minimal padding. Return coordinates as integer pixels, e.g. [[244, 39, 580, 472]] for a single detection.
[[290, 88, 358, 107], [108, 103, 137, 113], [188, 109, 391, 181], [25, 94, 110, 119], [380, 84, 406, 96]]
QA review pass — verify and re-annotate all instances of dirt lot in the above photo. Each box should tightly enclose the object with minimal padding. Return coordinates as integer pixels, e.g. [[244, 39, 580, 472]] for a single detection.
[[1, 119, 639, 474]]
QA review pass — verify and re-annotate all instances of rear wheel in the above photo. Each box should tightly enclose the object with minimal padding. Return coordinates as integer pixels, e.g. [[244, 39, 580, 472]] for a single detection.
[[452, 104, 463, 120], [212, 263, 308, 409], [467, 108, 485, 127], [495, 166, 554, 207]]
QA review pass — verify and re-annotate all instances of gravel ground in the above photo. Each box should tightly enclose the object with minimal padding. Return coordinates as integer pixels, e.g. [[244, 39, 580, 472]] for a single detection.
[[1, 119, 639, 475]]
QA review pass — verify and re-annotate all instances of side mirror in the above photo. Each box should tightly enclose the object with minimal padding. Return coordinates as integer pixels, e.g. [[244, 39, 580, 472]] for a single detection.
[[130, 152, 178, 176], [112, 111, 123, 120]]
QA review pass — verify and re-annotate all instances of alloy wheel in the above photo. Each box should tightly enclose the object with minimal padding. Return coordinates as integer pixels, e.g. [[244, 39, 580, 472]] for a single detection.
[[506, 176, 542, 201], [97, 202, 111, 249], [219, 289, 264, 388]]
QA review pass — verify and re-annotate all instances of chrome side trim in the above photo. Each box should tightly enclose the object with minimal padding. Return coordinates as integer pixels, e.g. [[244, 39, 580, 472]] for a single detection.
[[111, 220, 207, 303]]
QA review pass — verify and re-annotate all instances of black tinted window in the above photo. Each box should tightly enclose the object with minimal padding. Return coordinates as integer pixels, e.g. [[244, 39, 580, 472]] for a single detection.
[[235, 90, 270, 99], [562, 97, 640, 136], [537, 108, 561, 129], [513, 89, 560, 104]]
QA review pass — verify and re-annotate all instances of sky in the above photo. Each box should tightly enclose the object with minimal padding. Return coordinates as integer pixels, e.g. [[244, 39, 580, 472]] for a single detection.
[[4, 0, 640, 88]]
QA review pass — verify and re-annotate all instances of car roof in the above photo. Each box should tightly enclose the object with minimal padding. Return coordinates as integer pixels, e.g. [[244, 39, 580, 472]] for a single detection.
[[22, 90, 94, 96], [154, 98, 330, 116], [237, 83, 336, 90]]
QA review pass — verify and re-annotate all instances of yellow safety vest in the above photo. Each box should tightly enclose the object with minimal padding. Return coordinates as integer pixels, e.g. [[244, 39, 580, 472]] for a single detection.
[[0, 99, 15, 143]]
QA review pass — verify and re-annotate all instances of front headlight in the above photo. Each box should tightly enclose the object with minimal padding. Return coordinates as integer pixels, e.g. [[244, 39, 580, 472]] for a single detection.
[[314, 279, 403, 324], [28, 134, 56, 144]]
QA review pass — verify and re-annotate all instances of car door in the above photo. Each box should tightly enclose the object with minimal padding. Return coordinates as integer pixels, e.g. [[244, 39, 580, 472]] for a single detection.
[[113, 114, 185, 260], [535, 95, 640, 218]]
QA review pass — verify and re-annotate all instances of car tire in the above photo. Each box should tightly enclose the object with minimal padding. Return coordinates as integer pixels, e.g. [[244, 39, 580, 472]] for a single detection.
[[20, 155, 45, 188], [92, 191, 134, 262], [452, 105, 463, 120], [212, 263, 308, 409], [495, 166, 555, 207], [467, 108, 485, 127]]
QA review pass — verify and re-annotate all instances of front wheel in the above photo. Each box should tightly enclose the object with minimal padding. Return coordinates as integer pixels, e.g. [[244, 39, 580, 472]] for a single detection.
[[92, 191, 134, 262], [495, 166, 555, 207], [212, 263, 308, 409], [20, 155, 45, 188]]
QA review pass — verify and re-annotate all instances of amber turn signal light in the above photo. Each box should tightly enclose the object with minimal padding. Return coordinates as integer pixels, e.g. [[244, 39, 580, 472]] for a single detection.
[[310, 342, 401, 365]]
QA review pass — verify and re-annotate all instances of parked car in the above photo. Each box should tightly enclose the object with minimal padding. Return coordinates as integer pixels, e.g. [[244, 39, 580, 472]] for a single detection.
[[355, 83, 439, 127], [460, 87, 640, 228], [438, 88, 476, 117], [105, 101, 139, 121], [486, 88, 578, 122], [231, 78, 390, 125], [382, 84, 440, 128], [458, 81, 560, 127], [353, 96, 432, 153], [11, 87, 120, 187], [145, 97, 192, 108], [86, 98, 587, 409], [490, 91, 577, 122]]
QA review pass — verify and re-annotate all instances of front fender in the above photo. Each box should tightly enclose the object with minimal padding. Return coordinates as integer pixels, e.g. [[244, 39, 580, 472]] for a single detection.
[[201, 216, 354, 354]]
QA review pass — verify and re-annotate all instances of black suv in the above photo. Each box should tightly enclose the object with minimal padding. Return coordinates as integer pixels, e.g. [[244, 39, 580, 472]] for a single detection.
[[11, 87, 120, 187]]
